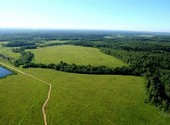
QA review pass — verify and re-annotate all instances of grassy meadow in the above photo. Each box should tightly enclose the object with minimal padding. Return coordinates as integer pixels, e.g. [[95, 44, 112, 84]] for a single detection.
[[29, 45, 127, 67], [0, 71, 47, 125], [1, 62, 170, 125], [0, 42, 20, 59], [24, 68, 170, 125]]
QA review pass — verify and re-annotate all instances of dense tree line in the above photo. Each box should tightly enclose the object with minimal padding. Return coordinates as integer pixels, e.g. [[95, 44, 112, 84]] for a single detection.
[[69, 40, 170, 52], [23, 61, 139, 75], [4, 40, 35, 47], [37, 42, 69, 48], [12, 47, 25, 53], [12, 45, 37, 53], [13, 51, 34, 67]]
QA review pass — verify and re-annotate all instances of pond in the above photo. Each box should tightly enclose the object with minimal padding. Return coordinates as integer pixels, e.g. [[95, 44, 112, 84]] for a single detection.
[[0, 66, 12, 78]]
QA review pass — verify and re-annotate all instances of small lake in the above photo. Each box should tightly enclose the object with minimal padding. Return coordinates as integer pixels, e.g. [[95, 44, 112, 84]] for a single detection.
[[0, 66, 12, 78]]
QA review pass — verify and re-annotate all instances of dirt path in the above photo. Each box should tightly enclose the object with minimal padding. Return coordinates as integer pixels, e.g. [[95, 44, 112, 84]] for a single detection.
[[0, 62, 26, 75], [28, 74, 52, 125], [0, 62, 51, 125]]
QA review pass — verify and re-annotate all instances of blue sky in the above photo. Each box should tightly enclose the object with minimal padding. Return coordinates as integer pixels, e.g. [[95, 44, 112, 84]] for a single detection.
[[0, 0, 170, 32]]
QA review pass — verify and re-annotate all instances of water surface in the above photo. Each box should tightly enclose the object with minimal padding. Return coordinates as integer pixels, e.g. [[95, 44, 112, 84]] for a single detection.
[[0, 66, 12, 78]]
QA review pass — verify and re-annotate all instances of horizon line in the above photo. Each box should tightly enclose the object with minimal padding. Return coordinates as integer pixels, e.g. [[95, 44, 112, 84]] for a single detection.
[[0, 27, 170, 34]]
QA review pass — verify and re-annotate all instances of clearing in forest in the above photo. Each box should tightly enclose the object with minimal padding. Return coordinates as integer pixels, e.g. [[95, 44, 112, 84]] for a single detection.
[[29, 45, 127, 67]]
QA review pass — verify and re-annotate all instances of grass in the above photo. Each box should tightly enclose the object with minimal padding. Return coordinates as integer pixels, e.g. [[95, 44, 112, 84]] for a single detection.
[[24, 68, 170, 125], [0, 44, 20, 59], [29, 45, 127, 67], [0, 73, 47, 125], [0, 59, 170, 125], [0, 60, 47, 125]]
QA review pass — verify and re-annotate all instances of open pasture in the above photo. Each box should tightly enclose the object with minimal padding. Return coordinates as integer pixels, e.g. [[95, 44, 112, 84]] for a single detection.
[[29, 45, 127, 68], [23, 68, 170, 125]]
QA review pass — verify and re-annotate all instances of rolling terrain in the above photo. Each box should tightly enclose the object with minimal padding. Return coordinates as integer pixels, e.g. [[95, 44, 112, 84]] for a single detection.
[[0, 37, 170, 125]]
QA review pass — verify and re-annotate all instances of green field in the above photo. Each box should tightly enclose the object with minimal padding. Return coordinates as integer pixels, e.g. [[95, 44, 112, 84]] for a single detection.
[[29, 45, 127, 67], [24, 68, 170, 125], [0, 60, 170, 125], [0, 71, 47, 125], [0, 43, 20, 59]]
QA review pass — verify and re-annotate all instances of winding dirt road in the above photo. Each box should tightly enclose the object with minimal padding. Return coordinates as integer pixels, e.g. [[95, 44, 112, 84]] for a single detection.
[[0, 62, 51, 125], [28, 74, 52, 125]]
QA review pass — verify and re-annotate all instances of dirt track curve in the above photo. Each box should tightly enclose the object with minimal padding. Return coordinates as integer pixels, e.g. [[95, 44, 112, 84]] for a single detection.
[[0, 62, 51, 125], [28, 74, 52, 125]]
